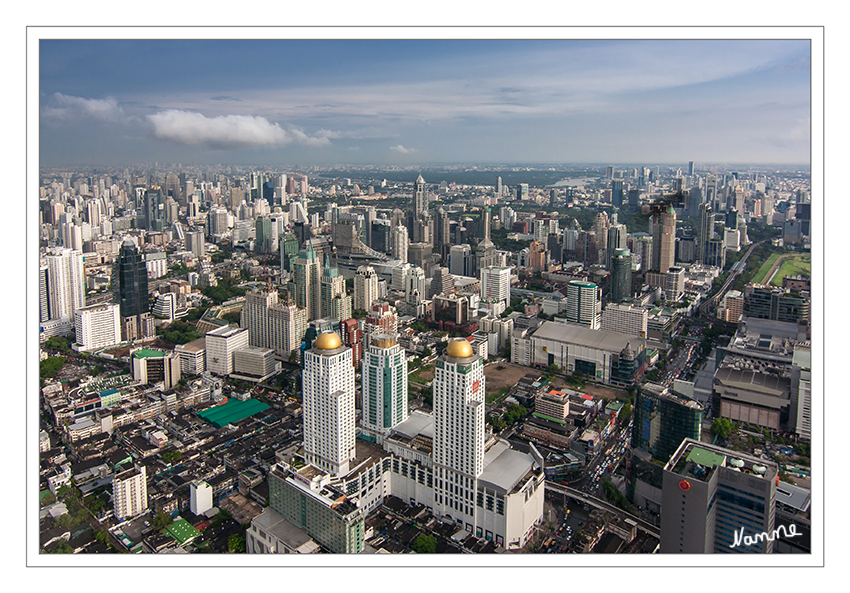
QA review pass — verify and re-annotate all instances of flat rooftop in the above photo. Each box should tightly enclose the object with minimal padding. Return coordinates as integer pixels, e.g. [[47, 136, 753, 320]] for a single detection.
[[533, 320, 642, 353]]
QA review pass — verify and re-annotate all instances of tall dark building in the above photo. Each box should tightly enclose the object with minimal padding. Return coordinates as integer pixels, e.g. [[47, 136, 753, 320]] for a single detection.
[[114, 239, 149, 318], [142, 189, 164, 232], [610, 248, 633, 303], [632, 383, 703, 464], [612, 178, 625, 207]]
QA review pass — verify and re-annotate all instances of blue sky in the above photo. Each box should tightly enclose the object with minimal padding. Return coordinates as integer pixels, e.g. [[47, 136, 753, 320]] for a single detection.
[[38, 39, 811, 166]]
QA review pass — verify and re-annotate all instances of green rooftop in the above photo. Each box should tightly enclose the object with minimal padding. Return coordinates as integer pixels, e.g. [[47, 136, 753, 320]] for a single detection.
[[132, 348, 167, 359], [196, 398, 270, 428], [165, 518, 201, 545], [686, 446, 726, 469]]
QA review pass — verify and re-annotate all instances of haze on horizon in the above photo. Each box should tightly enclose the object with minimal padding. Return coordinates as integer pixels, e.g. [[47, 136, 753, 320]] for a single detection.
[[39, 39, 811, 168]]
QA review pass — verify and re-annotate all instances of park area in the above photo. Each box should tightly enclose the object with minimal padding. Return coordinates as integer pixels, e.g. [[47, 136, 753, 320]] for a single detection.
[[752, 252, 810, 286]]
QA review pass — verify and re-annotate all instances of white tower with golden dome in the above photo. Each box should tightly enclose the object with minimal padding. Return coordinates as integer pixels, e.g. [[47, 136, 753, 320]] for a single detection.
[[433, 337, 486, 525], [302, 331, 356, 477]]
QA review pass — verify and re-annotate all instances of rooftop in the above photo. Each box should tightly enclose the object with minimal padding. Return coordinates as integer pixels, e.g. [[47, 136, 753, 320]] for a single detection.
[[533, 320, 642, 353]]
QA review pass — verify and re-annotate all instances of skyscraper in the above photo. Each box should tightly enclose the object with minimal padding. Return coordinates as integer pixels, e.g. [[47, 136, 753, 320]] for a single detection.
[[696, 202, 713, 264], [565, 281, 601, 329], [302, 331, 356, 477], [609, 248, 633, 304], [392, 223, 409, 264], [632, 383, 703, 464], [480, 266, 511, 308], [291, 242, 321, 321], [361, 333, 408, 440], [651, 206, 676, 273], [44, 247, 86, 322], [354, 265, 379, 312], [114, 239, 149, 319], [413, 174, 428, 217], [433, 338, 486, 526], [320, 256, 352, 323]]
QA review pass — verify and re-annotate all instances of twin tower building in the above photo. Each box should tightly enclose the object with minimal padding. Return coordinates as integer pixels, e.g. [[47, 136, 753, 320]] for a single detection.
[[257, 331, 544, 553]]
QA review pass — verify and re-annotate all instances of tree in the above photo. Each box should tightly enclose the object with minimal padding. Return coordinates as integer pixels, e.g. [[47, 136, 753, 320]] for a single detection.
[[412, 533, 437, 553], [152, 510, 173, 532], [227, 533, 246, 553], [711, 417, 734, 440]]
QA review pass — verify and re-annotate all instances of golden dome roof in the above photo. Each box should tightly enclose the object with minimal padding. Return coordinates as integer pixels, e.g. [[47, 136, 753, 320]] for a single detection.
[[445, 338, 474, 358], [314, 331, 342, 350]]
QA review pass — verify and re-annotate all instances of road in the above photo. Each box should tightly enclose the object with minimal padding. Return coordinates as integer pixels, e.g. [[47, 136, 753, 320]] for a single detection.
[[699, 240, 764, 320]]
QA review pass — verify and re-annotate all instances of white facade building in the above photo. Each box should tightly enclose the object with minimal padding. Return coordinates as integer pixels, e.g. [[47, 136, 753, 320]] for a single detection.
[[480, 266, 512, 308], [601, 302, 649, 337], [113, 465, 148, 521], [189, 480, 213, 515], [302, 332, 356, 477], [74, 303, 121, 352], [205, 325, 249, 376], [45, 248, 86, 321], [354, 266, 379, 312]]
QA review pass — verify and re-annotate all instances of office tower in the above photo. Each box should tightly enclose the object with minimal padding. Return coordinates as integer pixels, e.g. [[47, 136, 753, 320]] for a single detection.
[[229, 187, 244, 212], [632, 383, 703, 463], [429, 265, 455, 298], [651, 206, 676, 273], [516, 183, 529, 200], [743, 285, 810, 325], [666, 266, 686, 301], [142, 189, 164, 231], [354, 266, 379, 312], [371, 219, 391, 254], [320, 256, 352, 322], [565, 280, 600, 329], [496, 176, 502, 197], [696, 202, 713, 264], [207, 206, 229, 240], [44, 248, 86, 321], [450, 244, 472, 276], [302, 331, 356, 477], [480, 266, 511, 308], [601, 302, 647, 336], [392, 223, 409, 263], [174, 338, 206, 375], [705, 174, 720, 211], [114, 239, 149, 319], [186, 231, 205, 259], [609, 248, 633, 303], [433, 338, 486, 526], [74, 303, 121, 352], [113, 465, 148, 521], [660, 439, 777, 553], [291, 242, 321, 321], [131, 348, 181, 389], [339, 318, 363, 368], [189, 481, 213, 516], [435, 207, 451, 258], [205, 325, 249, 376], [279, 233, 299, 273], [413, 174, 428, 217], [612, 178, 625, 207], [606, 223, 628, 269], [705, 238, 727, 269], [688, 161, 695, 176], [405, 266, 426, 305], [255, 215, 279, 254], [528, 240, 546, 271], [241, 289, 280, 350], [39, 263, 50, 323], [361, 334, 408, 439]]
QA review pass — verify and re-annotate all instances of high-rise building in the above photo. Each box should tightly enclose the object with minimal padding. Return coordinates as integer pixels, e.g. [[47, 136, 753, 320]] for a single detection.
[[113, 465, 148, 521], [606, 223, 628, 269], [361, 334, 408, 440], [528, 240, 546, 271], [696, 203, 714, 264], [114, 239, 149, 319], [240, 289, 307, 359], [186, 231, 205, 259], [205, 325, 249, 376], [651, 206, 676, 273], [609, 248, 633, 304], [363, 302, 398, 345], [339, 318, 363, 368], [450, 244, 472, 277], [291, 242, 321, 321], [660, 439, 778, 553], [131, 348, 182, 389], [404, 266, 426, 305], [601, 302, 647, 337], [743, 284, 810, 325], [354, 266, 379, 312], [632, 383, 703, 463], [44, 248, 86, 322], [142, 189, 164, 231], [320, 256, 351, 322], [565, 281, 601, 329], [480, 266, 511, 308], [611, 179, 625, 207], [74, 303, 121, 352], [302, 332, 356, 477], [432, 338, 487, 526], [413, 174, 428, 217], [392, 223, 409, 264]]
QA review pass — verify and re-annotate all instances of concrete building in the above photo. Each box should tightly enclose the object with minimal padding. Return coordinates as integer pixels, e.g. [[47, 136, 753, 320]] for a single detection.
[[113, 465, 148, 521], [632, 382, 703, 464], [361, 334, 408, 441], [174, 337, 206, 375], [205, 325, 249, 376], [651, 206, 676, 273], [565, 280, 601, 329], [302, 332, 357, 477], [354, 265, 379, 312], [131, 348, 181, 389], [74, 303, 121, 352], [660, 439, 777, 553], [480, 266, 512, 309], [513, 320, 645, 386], [233, 346, 279, 382], [601, 302, 648, 337], [189, 480, 213, 516], [45, 247, 86, 322]]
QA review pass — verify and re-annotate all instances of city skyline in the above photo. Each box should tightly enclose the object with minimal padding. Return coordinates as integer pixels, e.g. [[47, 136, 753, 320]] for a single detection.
[[39, 38, 811, 167]]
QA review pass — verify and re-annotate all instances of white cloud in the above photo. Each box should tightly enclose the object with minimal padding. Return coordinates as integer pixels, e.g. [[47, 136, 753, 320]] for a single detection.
[[43, 93, 124, 121], [389, 144, 417, 154], [146, 110, 329, 149]]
